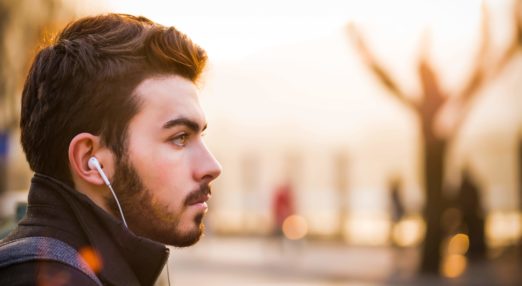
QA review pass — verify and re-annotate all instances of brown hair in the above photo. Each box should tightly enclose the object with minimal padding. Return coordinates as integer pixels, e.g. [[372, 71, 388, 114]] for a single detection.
[[20, 13, 207, 185]]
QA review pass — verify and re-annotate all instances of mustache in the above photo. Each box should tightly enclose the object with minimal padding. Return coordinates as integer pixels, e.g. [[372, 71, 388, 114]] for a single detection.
[[184, 184, 212, 206]]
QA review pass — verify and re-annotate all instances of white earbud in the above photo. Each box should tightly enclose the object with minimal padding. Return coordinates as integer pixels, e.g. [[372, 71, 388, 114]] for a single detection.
[[88, 156, 128, 228], [88, 157, 111, 187]]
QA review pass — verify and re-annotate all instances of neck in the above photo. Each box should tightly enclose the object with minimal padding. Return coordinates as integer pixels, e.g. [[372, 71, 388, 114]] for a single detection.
[[72, 177, 114, 217]]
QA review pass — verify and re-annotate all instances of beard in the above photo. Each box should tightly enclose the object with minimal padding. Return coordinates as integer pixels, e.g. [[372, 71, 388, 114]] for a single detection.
[[108, 155, 210, 247]]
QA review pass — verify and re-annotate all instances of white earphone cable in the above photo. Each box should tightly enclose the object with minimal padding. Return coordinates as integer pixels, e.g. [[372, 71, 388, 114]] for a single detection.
[[106, 183, 128, 228], [90, 157, 169, 285], [166, 258, 172, 286]]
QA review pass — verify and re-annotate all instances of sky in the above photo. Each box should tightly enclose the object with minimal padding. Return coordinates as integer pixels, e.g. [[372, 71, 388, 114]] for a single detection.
[[103, 0, 488, 63], [104, 0, 353, 61]]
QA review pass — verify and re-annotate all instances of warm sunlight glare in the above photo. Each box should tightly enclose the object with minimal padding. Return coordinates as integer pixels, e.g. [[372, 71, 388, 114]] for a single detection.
[[345, 213, 390, 245], [392, 215, 425, 247], [486, 211, 522, 247], [104, 0, 484, 63]]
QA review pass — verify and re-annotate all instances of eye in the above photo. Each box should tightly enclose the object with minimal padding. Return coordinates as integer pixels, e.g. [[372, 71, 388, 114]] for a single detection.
[[170, 133, 189, 147]]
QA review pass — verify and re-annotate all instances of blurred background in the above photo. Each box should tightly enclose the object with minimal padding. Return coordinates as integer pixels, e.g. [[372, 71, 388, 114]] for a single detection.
[[1, 0, 521, 285]]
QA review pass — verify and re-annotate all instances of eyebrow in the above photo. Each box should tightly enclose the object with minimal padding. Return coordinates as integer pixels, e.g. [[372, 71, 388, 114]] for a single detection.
[[162, 117, 207, 132]]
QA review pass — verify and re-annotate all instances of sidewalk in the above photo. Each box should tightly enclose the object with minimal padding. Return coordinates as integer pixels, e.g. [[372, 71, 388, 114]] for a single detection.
[[168, 236, 412, 285], [166, 236, 522, 286]]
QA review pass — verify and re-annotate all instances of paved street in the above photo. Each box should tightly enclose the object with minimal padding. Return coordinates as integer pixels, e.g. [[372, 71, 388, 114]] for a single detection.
[[162, 236, 522, 286], [168, 236, 410, 286]]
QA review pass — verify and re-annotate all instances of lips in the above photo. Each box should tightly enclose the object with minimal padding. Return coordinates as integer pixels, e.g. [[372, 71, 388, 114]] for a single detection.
[[185, 185, 212, 206], [186, 193, 210, 206]]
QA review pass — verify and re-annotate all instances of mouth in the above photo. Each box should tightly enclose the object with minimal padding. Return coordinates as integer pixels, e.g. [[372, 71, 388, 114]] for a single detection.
[[187, 193, 211, 206], [185, 185, 212, 207]]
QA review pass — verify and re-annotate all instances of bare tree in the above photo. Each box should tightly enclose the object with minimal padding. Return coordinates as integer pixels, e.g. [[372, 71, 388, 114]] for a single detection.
[[348, 1, 521, 273]]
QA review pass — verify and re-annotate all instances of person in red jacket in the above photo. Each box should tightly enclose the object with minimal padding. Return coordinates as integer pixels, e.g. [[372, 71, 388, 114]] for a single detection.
[[272, 182, 295, 237]]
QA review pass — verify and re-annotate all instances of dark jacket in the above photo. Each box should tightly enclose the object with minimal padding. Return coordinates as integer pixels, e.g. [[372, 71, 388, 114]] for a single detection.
[[0, 174, 169, 285]]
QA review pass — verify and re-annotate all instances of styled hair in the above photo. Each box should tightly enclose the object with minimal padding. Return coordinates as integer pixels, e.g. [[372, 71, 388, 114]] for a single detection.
[[20, 13, 207, 185]]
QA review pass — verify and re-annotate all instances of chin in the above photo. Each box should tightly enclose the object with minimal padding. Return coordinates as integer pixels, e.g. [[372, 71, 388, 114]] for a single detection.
[[169, 224, 205, 247], [165, 213, 206, 247]]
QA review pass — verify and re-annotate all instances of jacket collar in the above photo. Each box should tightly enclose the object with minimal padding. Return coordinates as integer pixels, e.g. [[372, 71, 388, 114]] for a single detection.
[[29, 173, 169, 286]]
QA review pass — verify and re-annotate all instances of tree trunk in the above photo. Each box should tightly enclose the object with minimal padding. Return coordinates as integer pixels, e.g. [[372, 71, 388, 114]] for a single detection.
[[419, 120, 447, 273]]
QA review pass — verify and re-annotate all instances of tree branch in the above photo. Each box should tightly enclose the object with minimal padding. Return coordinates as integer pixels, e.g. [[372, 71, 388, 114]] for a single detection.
[[459, 2, 490, 104], [493, 0, 522, 77], [452, 1, 521, 137], [418, 55, 446, 124], [347, 23, 417, 112]]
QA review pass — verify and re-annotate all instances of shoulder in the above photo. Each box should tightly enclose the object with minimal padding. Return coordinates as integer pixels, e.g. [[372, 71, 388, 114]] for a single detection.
[[0, 260, 100, 286]]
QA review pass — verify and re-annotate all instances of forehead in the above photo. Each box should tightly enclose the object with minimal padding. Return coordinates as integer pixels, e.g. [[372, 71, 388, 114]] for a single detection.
[[130, 75, 205, 128]]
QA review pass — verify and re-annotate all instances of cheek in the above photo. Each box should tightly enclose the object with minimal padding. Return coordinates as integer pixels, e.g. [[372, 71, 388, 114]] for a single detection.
[[132, 146, 191, 206]]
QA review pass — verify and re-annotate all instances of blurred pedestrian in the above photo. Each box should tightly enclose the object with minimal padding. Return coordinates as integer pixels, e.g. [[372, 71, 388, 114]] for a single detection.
[[458, 170, 486, 260], [272, 182, 295, 237], [389, 177, 405, 246]]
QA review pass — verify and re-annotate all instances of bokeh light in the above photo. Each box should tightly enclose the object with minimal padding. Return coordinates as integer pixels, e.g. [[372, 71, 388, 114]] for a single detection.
[[282, 215, 309, 240], [447, 233, 470, 256], [442, 254, 468, 278], [79, 247, 103, 273], [392, 215, 425, 247]]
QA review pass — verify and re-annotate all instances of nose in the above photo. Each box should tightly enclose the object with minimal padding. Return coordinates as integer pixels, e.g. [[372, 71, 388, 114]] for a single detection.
[[193, 141, 222, 183]]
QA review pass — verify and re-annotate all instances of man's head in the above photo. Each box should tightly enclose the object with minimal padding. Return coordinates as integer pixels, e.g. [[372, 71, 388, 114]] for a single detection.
[[20, 14, 222, 246]]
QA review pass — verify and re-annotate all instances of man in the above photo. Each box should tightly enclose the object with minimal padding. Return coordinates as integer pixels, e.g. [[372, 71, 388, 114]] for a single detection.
[[0, 13, 222, 285]]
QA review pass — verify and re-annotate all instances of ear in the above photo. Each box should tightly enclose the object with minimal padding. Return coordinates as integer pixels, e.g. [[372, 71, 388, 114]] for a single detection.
[[68, 133, 115, 186]]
